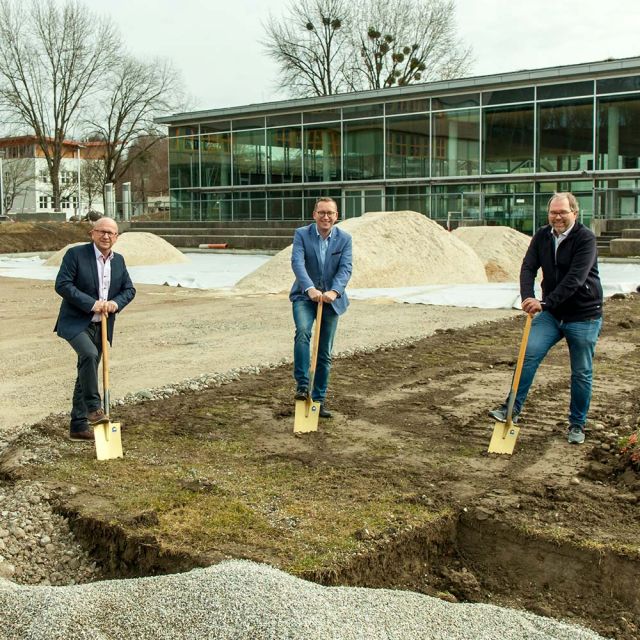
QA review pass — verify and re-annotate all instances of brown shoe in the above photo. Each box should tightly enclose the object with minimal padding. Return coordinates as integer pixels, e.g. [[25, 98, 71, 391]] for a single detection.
[[69, 429, 94, 441], [87, 409, 109, 426]]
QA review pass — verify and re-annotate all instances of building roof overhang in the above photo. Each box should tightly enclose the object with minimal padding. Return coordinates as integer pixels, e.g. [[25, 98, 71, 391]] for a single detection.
[[157, 56, 640, 126]]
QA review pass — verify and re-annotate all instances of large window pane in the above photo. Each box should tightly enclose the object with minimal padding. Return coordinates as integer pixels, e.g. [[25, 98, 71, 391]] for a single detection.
[[267, 190, 303, 220], [201, 133, 231, 187], [483, 182, 535, 233], [233, 191, 266, 220], [433, 94, 479, 109], [597, 76, 640, 95], [344, 119, 383, 180], [537, 81, 592, 100], [538, 100, 593, 172], [432, 110, 480, 177], [483, 87, 534, 106], [386, 115, 429, 178], [386, 185, 429, 215], [484, 105, 534, 174], [201, 192, 232, 220], [303, 123, 341, 182], [343, 103, 383, 119], [170, 189, 198, 220], [597, 94, 640, 170], [267, 127, 302, 184], [431, 184, 480, 227], [233, 130, 266, 185], [386, 99, 429, 115], [169, 136, 199, 189]]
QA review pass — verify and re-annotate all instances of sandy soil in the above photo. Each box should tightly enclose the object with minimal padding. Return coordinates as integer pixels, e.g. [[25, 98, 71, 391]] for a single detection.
[[0, 276, 514, 434], [4, 291, 639, 640]]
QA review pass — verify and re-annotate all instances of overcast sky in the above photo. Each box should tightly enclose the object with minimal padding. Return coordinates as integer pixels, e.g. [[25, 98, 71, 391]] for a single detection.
[[82, 0, 640, 113]]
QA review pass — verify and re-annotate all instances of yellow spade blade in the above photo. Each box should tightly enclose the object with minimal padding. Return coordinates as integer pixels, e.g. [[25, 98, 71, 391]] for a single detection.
[[294, 399, 321, 433], [94, 421, 123, 461], [488, 421, 520, 455]]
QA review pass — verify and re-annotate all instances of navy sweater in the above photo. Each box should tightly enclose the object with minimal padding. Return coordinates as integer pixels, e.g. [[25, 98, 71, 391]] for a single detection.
[[520, 222, 603, 322]]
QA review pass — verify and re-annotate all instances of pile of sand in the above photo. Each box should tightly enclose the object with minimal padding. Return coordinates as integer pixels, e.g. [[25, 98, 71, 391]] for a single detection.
[[44, 232, 189, 267], [236, 211, 488, 293], [452, 226, 531, 282]]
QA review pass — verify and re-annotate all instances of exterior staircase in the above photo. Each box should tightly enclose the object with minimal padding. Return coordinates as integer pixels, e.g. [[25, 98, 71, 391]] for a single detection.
[[126, 220, 309, 251], [595, 219, 640, 257]]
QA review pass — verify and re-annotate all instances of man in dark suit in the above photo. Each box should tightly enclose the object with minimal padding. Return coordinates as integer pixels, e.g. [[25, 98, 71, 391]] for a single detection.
[[54, 217, 136, 441], [290, 197, 353, 418]]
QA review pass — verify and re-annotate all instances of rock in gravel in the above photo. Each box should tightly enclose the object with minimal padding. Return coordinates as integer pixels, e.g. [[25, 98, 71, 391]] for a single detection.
[[0, 560, 610, 640]]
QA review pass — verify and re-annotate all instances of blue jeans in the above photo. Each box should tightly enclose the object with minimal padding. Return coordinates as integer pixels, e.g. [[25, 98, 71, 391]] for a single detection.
[[293, 300, 339, 402], [510, 311, 602, 426]]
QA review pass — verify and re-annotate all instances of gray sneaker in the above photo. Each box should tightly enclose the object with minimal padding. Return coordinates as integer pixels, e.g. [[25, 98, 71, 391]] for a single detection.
[[567, 425, 585, 444], [488, 406, 519, 424]]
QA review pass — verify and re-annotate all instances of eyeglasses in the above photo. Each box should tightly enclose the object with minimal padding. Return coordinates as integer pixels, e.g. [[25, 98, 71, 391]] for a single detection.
[[548, 210, 574, 217], [315, 211, 337, 217], [92, 230, 118, 237]]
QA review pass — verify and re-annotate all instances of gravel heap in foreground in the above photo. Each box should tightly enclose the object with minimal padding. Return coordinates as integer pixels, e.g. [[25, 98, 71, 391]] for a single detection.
[[0, 560, 609, 640]]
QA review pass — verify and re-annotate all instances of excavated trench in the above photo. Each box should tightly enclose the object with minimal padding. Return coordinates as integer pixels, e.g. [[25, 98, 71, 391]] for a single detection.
[[58, 503, 640, 640]]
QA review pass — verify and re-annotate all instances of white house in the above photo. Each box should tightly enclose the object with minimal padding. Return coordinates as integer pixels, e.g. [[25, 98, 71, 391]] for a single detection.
[[0, 136, 108, 218]]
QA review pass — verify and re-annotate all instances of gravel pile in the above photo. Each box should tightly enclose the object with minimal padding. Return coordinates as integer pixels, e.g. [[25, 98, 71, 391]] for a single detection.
[[0, 560, 609, 640]]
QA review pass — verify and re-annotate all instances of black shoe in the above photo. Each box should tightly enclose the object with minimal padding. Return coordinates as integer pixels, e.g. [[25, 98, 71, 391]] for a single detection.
[[295, 386, 309, 401], [319, 404, 332, 419]]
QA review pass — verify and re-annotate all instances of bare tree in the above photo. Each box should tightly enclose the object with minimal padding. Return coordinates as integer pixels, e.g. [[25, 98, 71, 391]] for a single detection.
[[117, 135, 168, 214], [2, 157, 33, 211], [263, 0, 352, 97], [84, 55, 183, 187], [351, 0, 472, 90], [80, 158, 106, 212], [264, 0, 472, 96], [0, 0, 120, 210]]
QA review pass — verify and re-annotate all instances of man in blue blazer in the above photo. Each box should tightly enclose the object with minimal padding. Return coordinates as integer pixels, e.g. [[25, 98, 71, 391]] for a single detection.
[[54, 217, 136, 441], [290, 197, 353, 418]]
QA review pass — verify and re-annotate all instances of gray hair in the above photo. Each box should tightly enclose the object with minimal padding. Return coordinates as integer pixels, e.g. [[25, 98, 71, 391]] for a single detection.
[[547, 192, 579, 213]]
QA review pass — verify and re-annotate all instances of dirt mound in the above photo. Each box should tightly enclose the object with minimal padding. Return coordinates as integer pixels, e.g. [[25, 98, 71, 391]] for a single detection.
[[452, 226, 531, 282], [236, 211, 487, 293], [44, 232, 189, 267], [0, 222, 92, 254]]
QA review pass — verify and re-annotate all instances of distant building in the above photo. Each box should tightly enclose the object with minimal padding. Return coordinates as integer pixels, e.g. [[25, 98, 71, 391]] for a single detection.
[[0, 136, 107, 218], [157, 56, 640, 233]]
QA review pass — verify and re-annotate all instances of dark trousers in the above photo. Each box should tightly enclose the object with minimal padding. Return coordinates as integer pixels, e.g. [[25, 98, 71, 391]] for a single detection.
[[67, 323, 103, 431]]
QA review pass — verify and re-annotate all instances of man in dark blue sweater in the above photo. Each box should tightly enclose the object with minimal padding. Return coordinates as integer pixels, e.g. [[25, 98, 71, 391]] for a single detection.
[[489, 192, 603, 444]]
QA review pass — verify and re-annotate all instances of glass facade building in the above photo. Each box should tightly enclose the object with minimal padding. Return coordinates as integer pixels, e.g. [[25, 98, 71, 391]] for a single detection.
[[159, 58, 640, 233]]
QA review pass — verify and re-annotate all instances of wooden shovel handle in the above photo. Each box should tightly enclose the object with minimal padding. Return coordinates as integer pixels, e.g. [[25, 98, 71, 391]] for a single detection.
[[309, 299, 323, 380], [505, 313, 532, 422], [101, 313, 109, 412]]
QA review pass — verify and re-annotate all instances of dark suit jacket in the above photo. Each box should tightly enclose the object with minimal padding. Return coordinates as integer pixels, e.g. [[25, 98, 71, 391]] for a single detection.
[[54, 242, 136, 344], [289, 224, 352, 315]]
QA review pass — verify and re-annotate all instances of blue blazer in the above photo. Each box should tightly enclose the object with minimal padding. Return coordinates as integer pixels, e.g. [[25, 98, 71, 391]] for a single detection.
[[289, 224, 353, 315], [54, 243, 136, 344]]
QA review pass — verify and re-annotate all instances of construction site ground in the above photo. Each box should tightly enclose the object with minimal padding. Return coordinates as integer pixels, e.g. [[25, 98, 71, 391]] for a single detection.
[[0, 222, 638, 640]]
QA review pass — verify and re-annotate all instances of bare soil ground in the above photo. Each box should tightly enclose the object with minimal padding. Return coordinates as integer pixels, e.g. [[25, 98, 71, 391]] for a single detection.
[[2, 285, 639, 639], [0, 222, 91, 253]]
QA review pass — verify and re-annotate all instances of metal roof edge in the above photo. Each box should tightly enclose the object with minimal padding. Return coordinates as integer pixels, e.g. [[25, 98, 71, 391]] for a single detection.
[[156, 56, 640, 125]]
